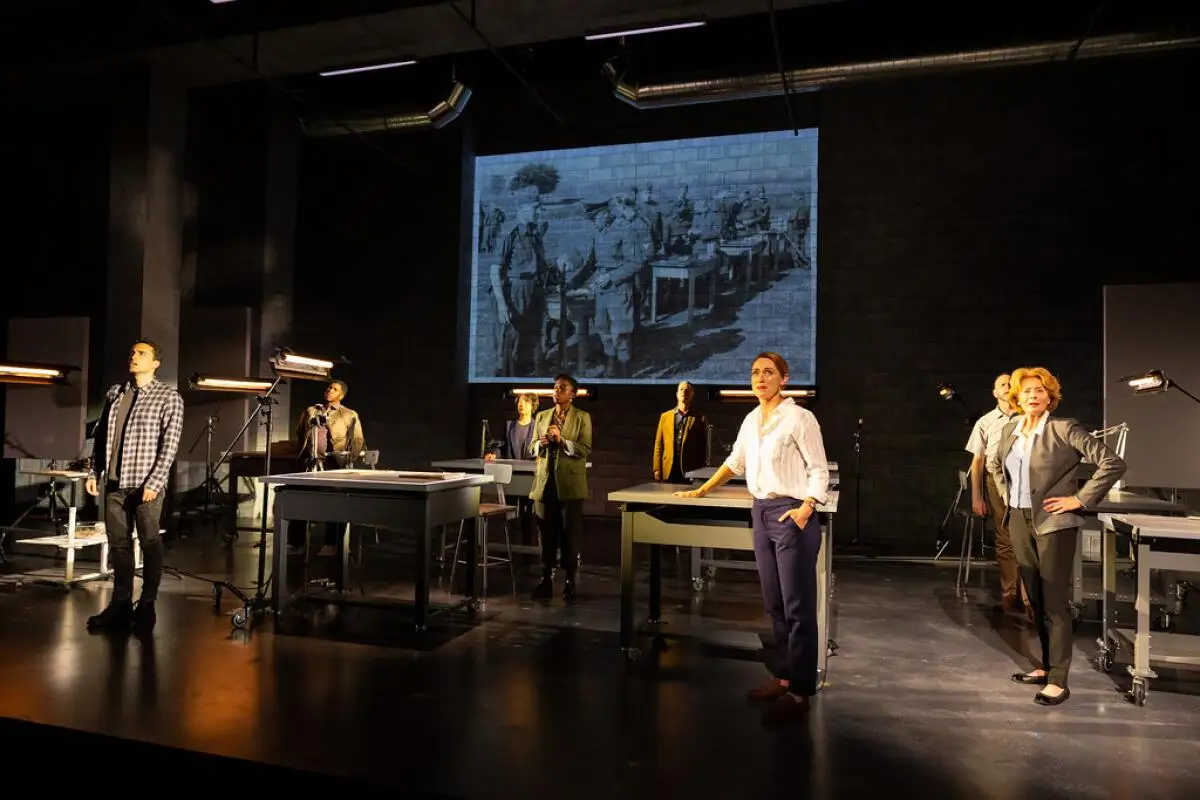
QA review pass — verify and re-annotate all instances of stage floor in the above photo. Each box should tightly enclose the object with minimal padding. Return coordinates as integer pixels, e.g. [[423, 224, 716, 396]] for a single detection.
[[1, 528, 1199, 799]]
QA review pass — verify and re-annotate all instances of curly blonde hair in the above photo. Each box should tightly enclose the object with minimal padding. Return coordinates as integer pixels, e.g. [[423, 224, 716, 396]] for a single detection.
[[1008, 367, 1062, 413]]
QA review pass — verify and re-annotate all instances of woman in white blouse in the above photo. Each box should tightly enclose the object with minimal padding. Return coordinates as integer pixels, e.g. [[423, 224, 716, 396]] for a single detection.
[[676, 352, 830, 726]]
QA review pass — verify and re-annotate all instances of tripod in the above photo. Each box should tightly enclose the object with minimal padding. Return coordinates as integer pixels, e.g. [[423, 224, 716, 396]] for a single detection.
[[165, 378, 283, 631], [186, 411, 227, 518]]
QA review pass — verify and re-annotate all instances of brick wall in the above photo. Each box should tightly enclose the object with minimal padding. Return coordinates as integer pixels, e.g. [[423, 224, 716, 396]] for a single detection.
[[292, 53, 1198, 553]]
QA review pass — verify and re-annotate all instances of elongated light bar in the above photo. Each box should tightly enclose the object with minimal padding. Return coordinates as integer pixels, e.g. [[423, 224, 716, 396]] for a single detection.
[[509, 386, 591, 399], [714, 388, 815, 400], [319, 60, 418, 77], [190, 375, 277, 393], [585, 19, 706, 41], [0, 362, 74, 385]]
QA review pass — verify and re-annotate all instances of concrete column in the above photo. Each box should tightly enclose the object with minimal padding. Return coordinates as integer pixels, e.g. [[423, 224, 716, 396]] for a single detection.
[[105, 64, 186, 387], [257, 94, 299, 448]]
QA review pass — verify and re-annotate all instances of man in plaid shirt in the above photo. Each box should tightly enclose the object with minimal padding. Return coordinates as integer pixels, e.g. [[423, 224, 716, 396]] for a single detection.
[[85, 338, 184, 634]]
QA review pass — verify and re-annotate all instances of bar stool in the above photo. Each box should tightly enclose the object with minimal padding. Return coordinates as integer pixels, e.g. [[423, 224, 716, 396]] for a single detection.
[[450, 462, 518, 599]]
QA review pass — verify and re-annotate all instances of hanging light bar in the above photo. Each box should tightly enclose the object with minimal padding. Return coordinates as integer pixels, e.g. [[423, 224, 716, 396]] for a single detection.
[[713, 388, 815, 401], [319, 59, 418, 77], [585, 19, 706, 41]]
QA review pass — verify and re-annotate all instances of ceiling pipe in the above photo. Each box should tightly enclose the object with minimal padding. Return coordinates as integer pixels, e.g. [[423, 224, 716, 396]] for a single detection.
[[603, 32, 1200, 109], [299, 80, 472, 137]]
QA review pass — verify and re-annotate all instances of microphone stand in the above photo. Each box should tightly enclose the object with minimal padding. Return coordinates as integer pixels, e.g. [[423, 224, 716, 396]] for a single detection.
[[851, 418, 862, 547]]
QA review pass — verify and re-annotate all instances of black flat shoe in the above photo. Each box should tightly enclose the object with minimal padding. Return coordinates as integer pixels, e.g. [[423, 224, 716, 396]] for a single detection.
[[1034, 688, 1070, 706], [1012, 672, 1048, 685]]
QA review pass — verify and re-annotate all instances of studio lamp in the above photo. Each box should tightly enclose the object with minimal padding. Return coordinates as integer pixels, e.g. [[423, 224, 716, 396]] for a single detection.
[[189, 375, 277, 393], [270, 348, 336, 382], [937, 382, 976, 423], [0, 361, 77, 386], [1121, 369, 1200, 406]]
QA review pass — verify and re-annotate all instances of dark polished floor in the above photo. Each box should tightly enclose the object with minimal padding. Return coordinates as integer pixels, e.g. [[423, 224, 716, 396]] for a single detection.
[[2, 519, 1199, 799]]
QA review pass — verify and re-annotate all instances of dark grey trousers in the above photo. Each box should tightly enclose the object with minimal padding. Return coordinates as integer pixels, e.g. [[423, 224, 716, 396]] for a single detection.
[[1008, 508, 1078, 687]]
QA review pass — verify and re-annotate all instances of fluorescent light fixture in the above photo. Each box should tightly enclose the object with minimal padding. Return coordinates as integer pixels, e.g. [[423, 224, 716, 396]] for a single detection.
[[319, 60, 418, 77], [509, 386, 592, 399], [714, 388, 815, 401], [209, 0, 239, 4], [584, 19, 706, 41], [0, 362, 75, 385], [1121, 369, 1200, 405], [271, 349, 335, 381], [190, 375, 277, 393]]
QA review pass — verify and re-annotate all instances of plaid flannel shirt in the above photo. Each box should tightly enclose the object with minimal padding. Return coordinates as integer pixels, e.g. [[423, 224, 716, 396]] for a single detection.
[[88, 378, 185, 493]]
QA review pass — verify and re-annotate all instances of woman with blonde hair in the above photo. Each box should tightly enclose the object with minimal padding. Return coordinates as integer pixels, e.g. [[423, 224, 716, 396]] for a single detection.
[[988, 367, 1125, 705]]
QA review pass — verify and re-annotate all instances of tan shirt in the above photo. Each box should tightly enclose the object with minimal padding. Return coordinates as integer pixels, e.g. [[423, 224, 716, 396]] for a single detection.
[[295, 404, 365, 457]]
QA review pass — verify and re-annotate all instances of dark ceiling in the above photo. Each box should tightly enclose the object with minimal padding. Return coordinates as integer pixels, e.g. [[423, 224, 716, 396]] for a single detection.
[[2, 0, 1196, 109]]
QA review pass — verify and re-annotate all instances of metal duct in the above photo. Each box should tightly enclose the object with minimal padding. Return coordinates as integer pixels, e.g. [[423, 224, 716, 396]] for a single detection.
[[604, 32, 1200, 109], [299, 81, 472, 137]]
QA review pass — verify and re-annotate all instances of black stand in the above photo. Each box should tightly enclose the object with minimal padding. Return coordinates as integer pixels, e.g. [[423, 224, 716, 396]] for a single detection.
[[164, 378, 283, 632], [850, 418, 862, 546], [186, 411, 226, 519]]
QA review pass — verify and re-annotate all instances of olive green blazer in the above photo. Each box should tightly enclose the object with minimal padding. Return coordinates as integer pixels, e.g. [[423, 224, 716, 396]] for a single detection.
[[528, 405, 592, 502]]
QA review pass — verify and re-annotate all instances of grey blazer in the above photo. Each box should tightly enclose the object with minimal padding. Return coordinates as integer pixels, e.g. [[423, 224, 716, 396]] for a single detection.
[[988, 415, 1126, 535]]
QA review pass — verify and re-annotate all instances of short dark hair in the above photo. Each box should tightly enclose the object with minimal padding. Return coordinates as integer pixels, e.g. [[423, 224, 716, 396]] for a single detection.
[[135, 338, 162, 362], [553, 373, 578, 393], [329, 379, 348, 396]]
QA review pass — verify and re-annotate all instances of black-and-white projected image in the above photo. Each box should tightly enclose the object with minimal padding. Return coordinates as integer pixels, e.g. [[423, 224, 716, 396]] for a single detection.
[[467, 129, 818, 385]]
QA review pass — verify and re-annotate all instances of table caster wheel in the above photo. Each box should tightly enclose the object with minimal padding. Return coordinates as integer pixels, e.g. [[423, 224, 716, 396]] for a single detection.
[[702, 565, 716, 579], [691, 577, 705, 592], [1130, 680, 1147, 707], [1098, 649, 1114, 674], [468, 599, 484, 616], [231, 609, 248, 629], [622, 647, 642, 662]]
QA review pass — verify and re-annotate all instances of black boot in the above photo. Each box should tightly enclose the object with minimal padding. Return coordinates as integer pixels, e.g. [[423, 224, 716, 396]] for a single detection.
[[131, 600, 157, 634], [531, 575, 553, 600], [87, 598, 133, 632], [562, 578, 577, 603]]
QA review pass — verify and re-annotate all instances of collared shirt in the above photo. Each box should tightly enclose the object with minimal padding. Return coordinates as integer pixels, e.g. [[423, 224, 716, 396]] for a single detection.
[[1005, 412, 1049, 509], [724, 398, 829, 504], [966, 406, 1016, 463], [89, 378, 185, 493]]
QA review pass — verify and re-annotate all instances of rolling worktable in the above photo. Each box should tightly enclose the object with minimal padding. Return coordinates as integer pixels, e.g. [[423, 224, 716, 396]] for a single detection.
[[1095, 513, 1200, 706], [1072, 490, 1188, 616], [263, 469, 493, 631], [607, 482, 839, 690]]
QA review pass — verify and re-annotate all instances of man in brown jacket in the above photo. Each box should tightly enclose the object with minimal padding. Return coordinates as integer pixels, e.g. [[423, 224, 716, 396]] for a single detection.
[[653, 381, 708, 484]]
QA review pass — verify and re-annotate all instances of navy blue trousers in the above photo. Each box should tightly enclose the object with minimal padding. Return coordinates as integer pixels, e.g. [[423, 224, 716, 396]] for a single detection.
[[751, 497, 821, 696]]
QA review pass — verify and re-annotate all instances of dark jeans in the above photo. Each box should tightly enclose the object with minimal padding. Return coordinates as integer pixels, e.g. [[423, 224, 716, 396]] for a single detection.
[[752, 497, 821, 697], [105, 483, 165, 603], [534, 476, 583, 580], [1008, 508, 1078, 687]]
